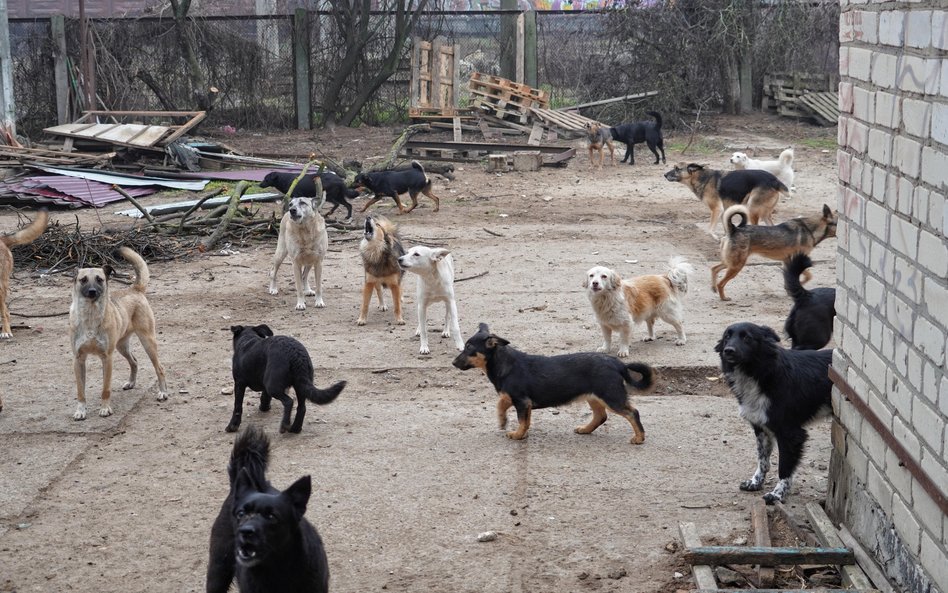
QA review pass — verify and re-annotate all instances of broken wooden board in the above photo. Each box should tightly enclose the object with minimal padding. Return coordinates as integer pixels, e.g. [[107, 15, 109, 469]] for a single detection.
[[797, 91, 840, 126], [530, 108, 600, 138], [401, 139, 574, 167], [684, 545, 855, 566], [43, 110, 206, 151], [679, 522, 718, 591], [805, 502, 877, 592]]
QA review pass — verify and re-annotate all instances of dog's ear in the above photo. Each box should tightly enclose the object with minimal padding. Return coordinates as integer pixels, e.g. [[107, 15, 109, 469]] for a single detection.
[[430, 248, 450, 261], [761, 326, 781, 343], [608, 270, 621, 288], [822, 204, 833, 218], [713, 338, 723, 353], [486, 335, 509, 349], [231, 325, 244, 336], [253, 324, 274, 338], [477, 322, 490, 334], [283, 475, 312, 519], [686, 163, 703, 173], [102, 264, 114, 280]]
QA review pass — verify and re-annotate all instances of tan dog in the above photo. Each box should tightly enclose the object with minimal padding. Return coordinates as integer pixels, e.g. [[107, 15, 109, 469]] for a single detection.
[[70, 247, 168, 420], [711, 204, 837, 301], [584, 122, 616, 169], [268, 197, 329, 311], [1, 209, 48, 340], [357, 215, 405, 326], [664, 163, 786, 235], [584, 257, 694, 356]]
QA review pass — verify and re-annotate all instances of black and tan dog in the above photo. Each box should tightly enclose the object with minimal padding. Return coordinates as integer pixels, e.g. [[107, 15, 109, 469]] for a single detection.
[[207, 426, 330, 593], [228, 324, 345, 434], [70, 247, 168, 420], [1, 209, 48, 342], [452, 323, 654, 443], [584, 121, 616, 169], [357, 215, 405, 326], [711, 204, 837, 301], [353, 161, 440, 215], [260, 170, 359, 221], [610, 111, 666, 165], [664, 163, 788, 235]]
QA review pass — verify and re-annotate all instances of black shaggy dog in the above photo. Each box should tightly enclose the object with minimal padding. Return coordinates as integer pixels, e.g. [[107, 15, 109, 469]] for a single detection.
[[453, 323, 654, 444], [260, 171, 359, 220], [783, 253, 836, 350], [207, 426, 329, 593], [609, 110, 666, 165], [715, 322, 833, 504], [227, 324, 346, 434], [353, 160, 440, 215]]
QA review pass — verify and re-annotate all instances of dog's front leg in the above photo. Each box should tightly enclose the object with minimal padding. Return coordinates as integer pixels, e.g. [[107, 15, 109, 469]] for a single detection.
[[310, 261, 325, 308], [496, 392, 513, 429], [73, 353, 89, 420], [99, 352, 114, 417], [292, 263, 308, 310], [357, 282, 375, 325], [301, 264, 316, 296], [390, 282, 405, 325], [375, 284, 387, 311], [642, 319, 656, 342], [764, 428, 806, 504], [268, 239, 287, 295], [616, 323, 632, 358], [740, 426, 773, 492], [597, 325, 613, 353], [416, 297, 430, 355], [445, 299, 463, 351], [225, 383, 248, 432], [507, 402, 532, 440]]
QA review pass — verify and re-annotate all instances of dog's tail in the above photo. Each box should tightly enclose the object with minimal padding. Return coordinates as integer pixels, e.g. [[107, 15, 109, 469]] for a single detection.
[[722, 204, 749, 235], [779, 147, 794, 167], [299, 380, 347, 405], [665, 256, 694, 295], [783, 252, 813, 303], [116, 247, 150, 293], [410, 159, 430, 185], [344, 187, 360, 199], [1, 209, 48, 248], [622, 362, 655, 392], [227, 425, 270, 488], [646, 111, 663, 130]]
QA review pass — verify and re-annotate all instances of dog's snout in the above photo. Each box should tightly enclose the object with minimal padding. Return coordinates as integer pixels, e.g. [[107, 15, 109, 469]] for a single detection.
[[237, 524, 258, 541], [723, 345, 735, 355]]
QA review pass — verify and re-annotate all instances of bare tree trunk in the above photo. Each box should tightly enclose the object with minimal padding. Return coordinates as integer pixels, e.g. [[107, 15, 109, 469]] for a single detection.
[[721, 51, 741, 115], [169, 0, 216, 112]]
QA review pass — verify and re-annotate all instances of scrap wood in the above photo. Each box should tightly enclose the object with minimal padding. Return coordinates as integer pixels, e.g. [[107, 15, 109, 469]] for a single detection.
[[683, 545, 854, 566], [804, 502, 876, 592], [752, 500, 776, 587], [837, 524, 895, 593], [679, 522, 718, 591], [200, 180, 250, 252]]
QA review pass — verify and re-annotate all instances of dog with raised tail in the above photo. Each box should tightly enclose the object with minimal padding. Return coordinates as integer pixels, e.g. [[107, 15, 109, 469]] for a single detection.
[[397, 245, 464, 354], [584, 256, 694, 356], [1, 209, 48, 340], [730, 147, 795, 192]]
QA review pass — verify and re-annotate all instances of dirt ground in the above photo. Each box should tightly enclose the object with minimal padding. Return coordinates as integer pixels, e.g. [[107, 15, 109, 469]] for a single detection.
[[0, 114, 839, 592]]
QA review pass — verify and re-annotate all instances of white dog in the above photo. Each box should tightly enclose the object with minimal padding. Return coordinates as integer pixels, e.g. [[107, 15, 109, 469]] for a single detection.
[[268, 197, 328, 311], [584, 257, 694, 356], [397, 246, 463, 354], [730, 147, 795, 191]]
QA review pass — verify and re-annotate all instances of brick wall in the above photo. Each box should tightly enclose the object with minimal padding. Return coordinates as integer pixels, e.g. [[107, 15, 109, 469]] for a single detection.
[[833, 2, 947, 593]]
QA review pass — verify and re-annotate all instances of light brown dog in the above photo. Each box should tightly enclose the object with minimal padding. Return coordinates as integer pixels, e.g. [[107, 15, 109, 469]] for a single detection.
[[711, 204, 837, 301], [1, 209, 48, 341], [70, 247, 168, 420], [357, 215, 405, 326], [584, 122, 616, 169], [584, 257, 694, 356], [664, 163, 786, 235], [268, 196, 329, 311]]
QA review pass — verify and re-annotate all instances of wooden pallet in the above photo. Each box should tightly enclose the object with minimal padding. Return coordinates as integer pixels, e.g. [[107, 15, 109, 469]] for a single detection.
[[469, 72, 549, 105], [43, 110, 206, 151], [530, 108, 600, 138], [797, 92, 840, 126]]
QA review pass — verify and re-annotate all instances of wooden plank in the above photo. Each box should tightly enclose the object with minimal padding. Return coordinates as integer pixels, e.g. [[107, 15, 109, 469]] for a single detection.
[[805, 502, 876, 591], [452, 116, 461, 143], [127, 125, 172, 147], [410, 36, 421, 108], [44, 123, 98, 134], [81, 110, 203, 117], [95, 123, 151, 143], [51, 15, 69, 124], [773, 503, 820, 547], [527, 122, 543, 146], [555, 90, 659, 111], [838, 525, 895, 593], [159, 111, 206, 145], [678, 522, 718, 591], [751, 501, 775, 587], [431, 36, 444, 110], [684, 545, 854, 566], [76, 123, 121, 138]]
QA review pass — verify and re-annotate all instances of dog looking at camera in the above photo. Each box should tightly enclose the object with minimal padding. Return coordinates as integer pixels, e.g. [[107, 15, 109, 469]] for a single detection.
[[584, 257, 693, 356], [207, 426, 329, 593], [715, 322, 832, 504], [268, 197, 329, 311], [70, 247, 168, 420], [584, 121, 616, 169], [358, 215, 405, 326], [1, 209, 48, 341], [730, 148, 795, 192], [397, 245, 464, 354]]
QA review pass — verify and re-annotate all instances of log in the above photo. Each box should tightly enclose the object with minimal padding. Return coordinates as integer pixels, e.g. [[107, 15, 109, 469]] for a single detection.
[[683, 545, 854, 566], [111, 185, 154, 223], [374, 124, 431, 171], [200, 180, 249, 252]]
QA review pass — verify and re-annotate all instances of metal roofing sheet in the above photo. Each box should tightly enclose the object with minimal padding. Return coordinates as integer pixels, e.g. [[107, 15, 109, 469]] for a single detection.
[[32, 165, 208, 190]]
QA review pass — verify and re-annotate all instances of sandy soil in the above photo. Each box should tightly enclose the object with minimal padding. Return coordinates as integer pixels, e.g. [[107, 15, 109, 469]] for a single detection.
[[0, 114, 838, 593]]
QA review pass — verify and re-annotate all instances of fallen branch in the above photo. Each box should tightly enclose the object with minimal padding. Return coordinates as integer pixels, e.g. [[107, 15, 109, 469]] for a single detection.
[[200, 180, 249, 252], [455, 271, 489, 283], [374, 124, 431, 171], [482, 227, 505, 237], [112, 185, 155, 223], [176, 187, 224, 233]]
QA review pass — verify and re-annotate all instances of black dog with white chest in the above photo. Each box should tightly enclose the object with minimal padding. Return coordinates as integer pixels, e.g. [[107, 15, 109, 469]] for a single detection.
[[206, 426, 329, 593], [260, 170, 358, 220], [610, 110, 666, 165], [453, 323, 654, 444], [783, 253, 836, 350], [227, 324, 346, 434], [715, 322, 833, 504]]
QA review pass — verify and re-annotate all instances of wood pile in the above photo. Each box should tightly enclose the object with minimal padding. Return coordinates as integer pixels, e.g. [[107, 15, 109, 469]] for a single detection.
[[763, 71, 839, 127]]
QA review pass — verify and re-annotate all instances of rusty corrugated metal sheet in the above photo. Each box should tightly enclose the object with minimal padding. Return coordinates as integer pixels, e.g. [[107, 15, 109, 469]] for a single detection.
[[13, 176, 154, 207]]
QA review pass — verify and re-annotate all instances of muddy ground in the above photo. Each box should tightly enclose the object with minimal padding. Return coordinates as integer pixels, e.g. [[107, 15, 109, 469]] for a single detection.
[[0, 114, 838, 592]]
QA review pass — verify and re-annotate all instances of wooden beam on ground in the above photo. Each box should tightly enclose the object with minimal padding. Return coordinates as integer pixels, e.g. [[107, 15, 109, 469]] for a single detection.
[[773, 502, 820, 547], [805, 502, 877, 592], [751, 501, 775, 587], [554, 90, 659, 112], [684, 545, 854, 566], [838, 524, 895, 593], [678, 522, 717, 591]]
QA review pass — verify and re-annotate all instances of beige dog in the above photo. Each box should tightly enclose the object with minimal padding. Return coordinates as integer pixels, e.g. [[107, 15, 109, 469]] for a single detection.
[[70, 247, 168, 420], [1, 209, 49, 340], [584, 257, 694, 356], [268, 197, 328, 311]]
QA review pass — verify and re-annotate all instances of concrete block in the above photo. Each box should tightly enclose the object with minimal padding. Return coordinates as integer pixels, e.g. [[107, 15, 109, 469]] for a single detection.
[[907, 346, 923, 391], [839, 81, 854, 114], [897, 55, 941, 95], [891, 491, 921, 553], [887, 290, 915, 342], [934, 11, 948, 51], [839, 46, 850, 78], [874, 91, 899, 128], [930, 190, 946, 235], [918, 228, 948, 277], [914, 314, 946, 368], [914, 186, 930, 226], [864, 273, 884, 308], [922, 362, 939, 407], [863, 346, 888, 391], [933, 102, 948, 146], [882, 324, 896, 360], [838, 150, 852, 183], [919, 450, 948, 498], [942, 58, 948, 98], [923, 276, 948, 329], [894, 338, 910, 379], [865, 199, 888, 241], [921, 146, 948, 189], [848, 119, 869, 153], [892, 256, 922, 302], [870, 238, 895, 285], [896, 177, 914, 216], [878, 9, 906, 46], [887, 450, 915, 508], [905, 10, 932, 49], [853, 86, 874, 122], [891, 414, 922, 460], [901, 97, 932, 139], [884, 172, 900, 210], [859, 10, 879, 44], [894, 136, 922, 179], [872, 51, 899, 89], [865, 459, 893, 515]]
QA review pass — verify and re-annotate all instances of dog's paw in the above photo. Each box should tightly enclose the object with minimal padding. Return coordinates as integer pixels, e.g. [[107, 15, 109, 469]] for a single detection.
[[156, 391, 168, 402], [0, 332, 12, 340], [762, 492, 782, 505], [225, 422, 239, 433], [739, 479, 763, 491], [295, 302, 307, 311], [641, 336, 655, 342], [505, 430, 527, 440], [279, 422, 290, 434], [73, 404, 87, 421], [617, 348, 630, 357], [122, 380, 135, 390], [675, 338, 687, 346], [395, 318, 406, 326], [304, 288, 316, 296], [268, 287, 279, 295], [356, 317, 367, 326], [419, 345, 431, 355], [288, 425, 303, 434], [596, 345, 608, 353], [99, 405, 113, 418], [377, 304, 389, 312], [629, 434, 645, 445], [313, 298, 325, 308]]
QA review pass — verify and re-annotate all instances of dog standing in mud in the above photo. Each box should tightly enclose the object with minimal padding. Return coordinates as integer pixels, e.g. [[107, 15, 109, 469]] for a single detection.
[[711, 204, 837, 301], [2, 209, 48, 341], [584, 121, 616, 169], [358, 215, 405, 326], [268, 197, 329, 311], [397, 245, 464, 354], [70, 247, 168, 420]]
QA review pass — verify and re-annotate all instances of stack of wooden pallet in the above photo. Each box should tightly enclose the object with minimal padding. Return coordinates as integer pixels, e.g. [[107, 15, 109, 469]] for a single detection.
[[469, 72, 549, 127], [763, 71, 840, 127]]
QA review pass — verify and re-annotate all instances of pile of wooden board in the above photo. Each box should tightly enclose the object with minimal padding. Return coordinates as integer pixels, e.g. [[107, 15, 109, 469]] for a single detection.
[[763, 71, 839, 127], [469, 72, 549, 126]]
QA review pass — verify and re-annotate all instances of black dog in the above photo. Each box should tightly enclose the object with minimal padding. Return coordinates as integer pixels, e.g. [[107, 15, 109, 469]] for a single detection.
[[207, 426, 329, 593], [609, 111, 666, 165], [715, 322, 833, 504], [227, 324, 346, 434], [452, 323, 654, 443], [783, 253, 836, 350], [260, 170, 358, 220], [353, 160, 440, 215]]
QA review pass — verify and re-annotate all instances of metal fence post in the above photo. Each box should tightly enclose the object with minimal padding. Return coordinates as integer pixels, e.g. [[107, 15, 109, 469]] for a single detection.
[[293, 8, 312, 130]]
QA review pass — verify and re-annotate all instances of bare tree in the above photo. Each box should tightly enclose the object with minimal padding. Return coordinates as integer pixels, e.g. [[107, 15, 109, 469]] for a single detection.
[[169, 0, 217, 111]]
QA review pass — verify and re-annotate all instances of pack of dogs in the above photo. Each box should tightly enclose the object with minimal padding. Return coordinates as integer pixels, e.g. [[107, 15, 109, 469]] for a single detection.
[[0, 124, 841, 588]]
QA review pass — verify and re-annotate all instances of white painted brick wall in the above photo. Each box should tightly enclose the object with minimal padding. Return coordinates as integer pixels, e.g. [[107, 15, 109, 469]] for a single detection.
[[889, 215, 920, 259], [914, 186, 930, 226], [892, 491, 922, 553], [878, 10, 905, 46], [894, 136, 922, 178], [904, 10, 932, 49], [898, 56, 941, 95], [921, 146, 948, 188], [933, 103, 948, 146], [912, 397, 946, 454], [920, 531, 948, 593], [917, 229, 948, 278], [865, 200, 889, 240], [893, 414, 923, 460], [866, 459, 894, 514], [934, 11, 947, 51], [893, 256, 922, 301], [875, 91, 899, 128], [867, 128, 892, 164], [853, 86, 874, 122], [872, 52, 899, 89], [849, 46, 873, 81], [902, 98, 932, 139], [886, 448, 914, 503], [924, 277, 948, 333]]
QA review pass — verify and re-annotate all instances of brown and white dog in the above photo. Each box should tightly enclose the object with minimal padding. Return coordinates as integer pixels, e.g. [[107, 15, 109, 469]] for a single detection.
[[1, 209, 48, 341], [70, 247, 168, 420], [584, 257, 694, 356], [268, 197, 329, 311], [357, 215, 405, 326], [584, 122, 616, 169]]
